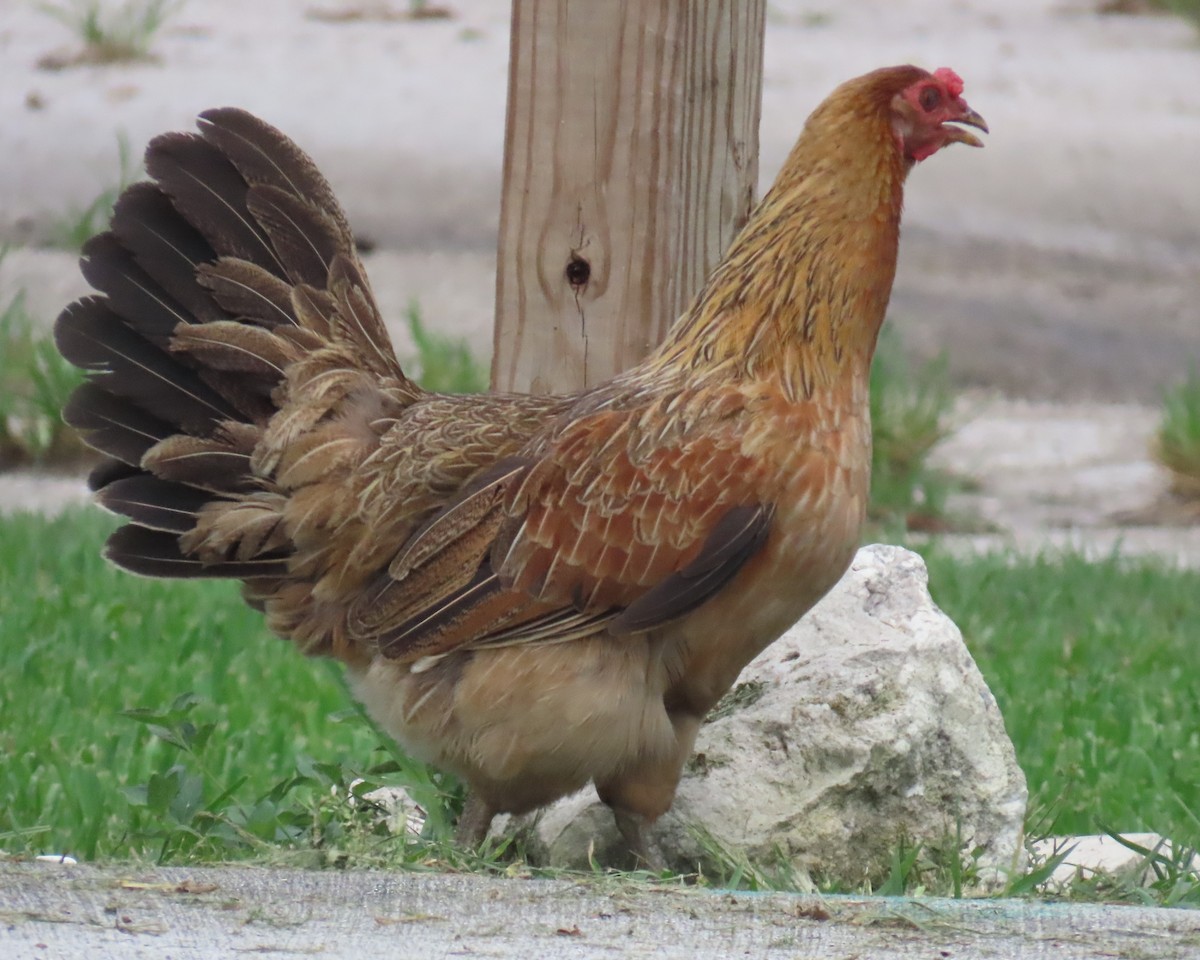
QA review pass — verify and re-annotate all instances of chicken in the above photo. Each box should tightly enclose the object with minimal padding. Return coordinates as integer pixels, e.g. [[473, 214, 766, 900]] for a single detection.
[[54, 64, 986, 863]]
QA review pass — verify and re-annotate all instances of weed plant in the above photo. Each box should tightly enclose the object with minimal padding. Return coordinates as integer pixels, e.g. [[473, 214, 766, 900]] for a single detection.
[[0, 278, 86, 466], [37, 0, 184, 68], [50, 133, 139, 251], [403, 301, 489, 394], [1159, 0, 1200, 29], [868, 325, 960, 533], [1157, 365, 1200, 502]]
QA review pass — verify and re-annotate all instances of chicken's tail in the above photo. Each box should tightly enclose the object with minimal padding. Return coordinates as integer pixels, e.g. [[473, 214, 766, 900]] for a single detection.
[[54, 108, 420, 605]]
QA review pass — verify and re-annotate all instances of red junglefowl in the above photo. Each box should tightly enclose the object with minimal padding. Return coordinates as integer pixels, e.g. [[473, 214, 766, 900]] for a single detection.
[[55, 65, 986, 863]]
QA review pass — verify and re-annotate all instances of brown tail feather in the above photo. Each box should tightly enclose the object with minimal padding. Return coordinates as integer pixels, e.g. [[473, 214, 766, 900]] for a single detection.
[[56, 106, 416, 624], [326, 255, 402, 378], [171, 321, 299, 379], [87, 459, 141, 493], [246, 184, 347, 287], [198, 258, 298, 328], [140, 430, 257, 495]]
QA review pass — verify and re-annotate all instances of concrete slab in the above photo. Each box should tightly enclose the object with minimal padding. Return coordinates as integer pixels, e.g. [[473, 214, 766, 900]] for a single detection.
[[2, 0, 1198, 402], [3, 860, 1199, 959]]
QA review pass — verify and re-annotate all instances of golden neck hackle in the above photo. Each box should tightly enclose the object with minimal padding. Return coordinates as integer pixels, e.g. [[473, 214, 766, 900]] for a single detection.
[[644, 81, 911, 404]]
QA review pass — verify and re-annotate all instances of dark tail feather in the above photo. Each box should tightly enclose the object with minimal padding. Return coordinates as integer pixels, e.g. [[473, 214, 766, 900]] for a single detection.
[[145, 131, 284, 274], [63, 382, 173, 466], [95, 475, 215, 533], [105, 524, 289, 579], [55, 298, 240, 434], [87, 459, 141, 493], [80, 234, 195, 350], [109, 182, 223, 324], [56, 118, 303, 586], [56, 106, 409, 600]]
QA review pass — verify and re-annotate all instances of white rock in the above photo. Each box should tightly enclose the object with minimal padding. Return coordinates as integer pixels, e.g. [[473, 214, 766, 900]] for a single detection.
[[1033, 833, 1200, 891], [346, 781, 427, 837], [503, 544, 1028, 888]]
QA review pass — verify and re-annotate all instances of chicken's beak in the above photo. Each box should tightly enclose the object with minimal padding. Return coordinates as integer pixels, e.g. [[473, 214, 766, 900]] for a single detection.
[[943, 106, 988, 148]]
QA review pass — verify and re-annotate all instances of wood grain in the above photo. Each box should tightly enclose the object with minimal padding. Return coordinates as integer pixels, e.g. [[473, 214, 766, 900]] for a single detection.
[[492, 0, 766, 393]]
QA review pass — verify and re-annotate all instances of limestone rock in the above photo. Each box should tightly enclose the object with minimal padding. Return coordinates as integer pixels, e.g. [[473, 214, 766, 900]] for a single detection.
[[500, 544, 1028, 888]]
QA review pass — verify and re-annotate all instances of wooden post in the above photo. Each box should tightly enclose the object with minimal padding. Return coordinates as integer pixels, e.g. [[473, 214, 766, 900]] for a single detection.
[[492, 0, 766, 394]]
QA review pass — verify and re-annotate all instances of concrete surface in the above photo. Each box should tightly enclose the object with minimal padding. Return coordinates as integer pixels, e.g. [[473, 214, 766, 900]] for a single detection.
[[5, 393, 1194, 568], [4, 860, 1200, 959], [927, 397, 1200, 567], [1, 0, 1199, 401]]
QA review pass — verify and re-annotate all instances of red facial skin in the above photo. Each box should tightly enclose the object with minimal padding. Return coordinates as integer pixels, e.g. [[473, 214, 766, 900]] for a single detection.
[[893, 66, 987, 163]]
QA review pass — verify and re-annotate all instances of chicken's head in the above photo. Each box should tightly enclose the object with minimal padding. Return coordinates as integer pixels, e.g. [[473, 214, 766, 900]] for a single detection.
[[891, 67, 988, 163]]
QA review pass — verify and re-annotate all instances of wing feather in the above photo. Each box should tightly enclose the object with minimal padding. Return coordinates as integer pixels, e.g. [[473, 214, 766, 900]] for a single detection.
[[357, 386, 778, 663]]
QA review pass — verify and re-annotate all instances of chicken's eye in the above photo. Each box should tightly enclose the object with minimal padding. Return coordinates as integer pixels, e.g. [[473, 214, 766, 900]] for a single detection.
[[919, 86, 942, 111]]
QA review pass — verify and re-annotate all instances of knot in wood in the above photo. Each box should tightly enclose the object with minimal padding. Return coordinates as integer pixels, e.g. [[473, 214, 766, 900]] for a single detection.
[[565, 254, 591, 289]]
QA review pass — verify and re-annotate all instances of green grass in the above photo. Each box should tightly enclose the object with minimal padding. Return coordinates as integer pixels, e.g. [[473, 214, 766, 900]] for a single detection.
[[4, 506, 1198, 903], [0, 273, 87, 466], [37, 0, 184, 68], [0, 508, 461, 865], [924, 549, 1200, 844], [925, 547, 1200, 905], [403, 301, 489, 394], [1157, 365, 1200, 502]]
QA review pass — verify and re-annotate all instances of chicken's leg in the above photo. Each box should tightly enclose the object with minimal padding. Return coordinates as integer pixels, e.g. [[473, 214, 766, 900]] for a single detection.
[[599, 707, 702, 871], [454, 792, 497, 848], [613, 808, 666, 871]]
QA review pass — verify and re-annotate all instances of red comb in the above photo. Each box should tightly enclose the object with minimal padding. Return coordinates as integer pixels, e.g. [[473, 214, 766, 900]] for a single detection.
[[933, 67, 964, 98]]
